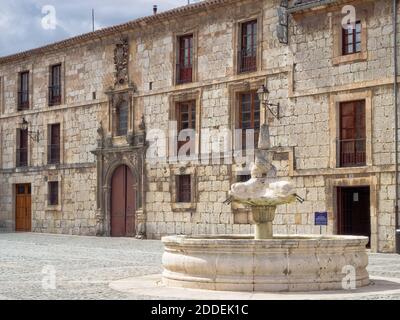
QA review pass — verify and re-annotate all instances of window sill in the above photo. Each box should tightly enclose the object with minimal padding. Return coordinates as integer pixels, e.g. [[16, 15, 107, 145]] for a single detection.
[[331, 165, 371, 175], [45, 205, 61, 212], [172, 202, 196, 212], [332, 51, 368, 66]]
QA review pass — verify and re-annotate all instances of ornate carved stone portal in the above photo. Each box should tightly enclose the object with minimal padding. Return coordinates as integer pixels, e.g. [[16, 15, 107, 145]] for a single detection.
[[92, 37, 147, 238], [92, 142, 146, 238]]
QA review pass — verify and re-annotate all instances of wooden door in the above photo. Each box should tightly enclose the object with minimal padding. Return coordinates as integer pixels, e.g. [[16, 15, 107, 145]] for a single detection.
[[111, 165, 136, 237], [15, 184, 31, 232], [337, 186, 371, 247]]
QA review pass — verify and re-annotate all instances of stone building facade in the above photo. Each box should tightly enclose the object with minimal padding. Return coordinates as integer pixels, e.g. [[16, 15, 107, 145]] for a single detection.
[[0, 0, 398, 252]]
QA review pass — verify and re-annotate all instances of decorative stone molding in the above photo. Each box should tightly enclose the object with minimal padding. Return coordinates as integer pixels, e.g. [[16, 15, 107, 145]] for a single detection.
[[114, 37, 129, 86], [330, 5, 371, 66], [92, 139, 147, 238]]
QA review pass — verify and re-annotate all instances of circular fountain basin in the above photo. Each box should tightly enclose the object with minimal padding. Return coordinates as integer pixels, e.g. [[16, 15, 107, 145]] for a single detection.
[[162, 234, 370, 292]]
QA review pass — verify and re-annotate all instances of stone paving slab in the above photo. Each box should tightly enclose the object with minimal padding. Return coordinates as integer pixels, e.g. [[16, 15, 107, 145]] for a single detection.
[[109, 275, 400, 300], [0, 233, 400, 300]]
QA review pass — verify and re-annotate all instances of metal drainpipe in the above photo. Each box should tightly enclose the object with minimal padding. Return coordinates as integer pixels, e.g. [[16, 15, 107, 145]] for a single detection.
[[394, 0, 400, 254]]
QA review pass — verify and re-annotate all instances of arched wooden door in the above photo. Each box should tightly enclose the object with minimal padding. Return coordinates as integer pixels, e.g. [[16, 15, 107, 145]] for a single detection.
[[111, 165, 136, 237]]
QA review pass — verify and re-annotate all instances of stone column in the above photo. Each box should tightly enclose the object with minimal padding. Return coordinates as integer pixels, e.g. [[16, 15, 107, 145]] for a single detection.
[[251, 206, 277, 239]]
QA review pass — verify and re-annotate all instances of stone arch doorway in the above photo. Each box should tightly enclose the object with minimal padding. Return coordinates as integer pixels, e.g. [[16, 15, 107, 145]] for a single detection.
[[110, 165, 136, 237]]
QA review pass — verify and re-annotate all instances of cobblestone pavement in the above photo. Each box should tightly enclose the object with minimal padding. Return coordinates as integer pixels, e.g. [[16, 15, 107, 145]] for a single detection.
[[0, 233, 400, 300]]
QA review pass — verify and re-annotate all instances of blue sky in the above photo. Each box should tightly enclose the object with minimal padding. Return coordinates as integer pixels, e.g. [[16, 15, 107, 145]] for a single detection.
[[0, 0, 193, 57]]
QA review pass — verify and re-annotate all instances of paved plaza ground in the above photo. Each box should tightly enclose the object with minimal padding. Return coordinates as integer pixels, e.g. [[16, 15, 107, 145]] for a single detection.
[[0, 233, 400, 300]]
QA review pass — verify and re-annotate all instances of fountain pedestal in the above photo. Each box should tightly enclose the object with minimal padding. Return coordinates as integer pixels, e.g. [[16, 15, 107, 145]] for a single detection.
[[252, 206, 276, 239]]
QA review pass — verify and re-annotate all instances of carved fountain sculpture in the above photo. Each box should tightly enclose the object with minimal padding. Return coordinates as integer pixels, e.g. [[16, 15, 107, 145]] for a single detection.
[[162, 90, 370, 292]]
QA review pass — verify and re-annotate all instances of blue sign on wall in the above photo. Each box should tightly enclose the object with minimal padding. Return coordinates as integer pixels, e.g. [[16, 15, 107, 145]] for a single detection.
[[315, 212, 328, 226]]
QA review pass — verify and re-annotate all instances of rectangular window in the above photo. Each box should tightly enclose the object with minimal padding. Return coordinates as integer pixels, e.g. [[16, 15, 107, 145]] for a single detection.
[[177, 175, 191, 203], [17, 129, 28, 167], [176, 34, 193, 84], [239, 20, 257, 73], [238, 92, 260, 150], [49, 64, 62, 106], [116, 101, 129, 136], [48, 123, 60, 164], [18, 71, 29, 111], [48, 181, 59, 206], [338, 100, 366, 167], [342, 21, 362, 55], [177, 100, 196, 152]]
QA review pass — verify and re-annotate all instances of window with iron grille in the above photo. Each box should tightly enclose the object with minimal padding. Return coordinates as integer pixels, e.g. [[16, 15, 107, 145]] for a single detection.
[[176, 34, 193, 84], [177, 100, 196, 153], [18, 71, 29, 111], [237, 174, 251, 183], [239, 20, 257, 73], [238, 92, 260, 150], [338, 100, 366, 167], [48, 181, 59, 206], [16, 129, 28, 167], [48, 123, 60, 164], [177, 175, 191, 203], [116, 101, 129, 136], [342, 21, 362, 55], [49, 64, 62, 106]]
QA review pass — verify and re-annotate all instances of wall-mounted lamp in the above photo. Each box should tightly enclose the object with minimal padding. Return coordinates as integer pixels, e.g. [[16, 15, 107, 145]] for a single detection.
[[257, 84, 280, 120], [20, 118, 40, 143]]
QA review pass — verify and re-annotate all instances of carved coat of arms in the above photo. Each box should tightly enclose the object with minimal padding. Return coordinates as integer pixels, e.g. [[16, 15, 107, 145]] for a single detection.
[[114, 37, 129, 86]]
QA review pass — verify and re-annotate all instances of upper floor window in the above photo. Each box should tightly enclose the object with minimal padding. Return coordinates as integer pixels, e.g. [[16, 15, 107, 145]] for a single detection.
[[176, 34, 193, 84], [238, 92, 260, 150], [239, 20, 257, 73], [176, 100, 196, 153], [18, 71, 29, 111], [16, 128, 28, 167], [116, 101, 129, 136], [49, 64, 61, 106], [48, 123, 60, 165], [342, 21, 361, 55], [177, 174, 191, 203], [338, 100, 366, 167]]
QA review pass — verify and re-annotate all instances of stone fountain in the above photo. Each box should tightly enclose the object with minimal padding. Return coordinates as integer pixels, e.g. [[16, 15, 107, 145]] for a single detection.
[[162, 123, 370, 292]]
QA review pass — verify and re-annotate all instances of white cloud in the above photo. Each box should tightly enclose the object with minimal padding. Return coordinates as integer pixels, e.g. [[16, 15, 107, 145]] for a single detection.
[[0, 0, 188, 57]]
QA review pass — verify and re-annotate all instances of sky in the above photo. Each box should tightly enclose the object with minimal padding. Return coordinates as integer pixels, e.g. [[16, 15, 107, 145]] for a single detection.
[[0, 0, 195, 57]]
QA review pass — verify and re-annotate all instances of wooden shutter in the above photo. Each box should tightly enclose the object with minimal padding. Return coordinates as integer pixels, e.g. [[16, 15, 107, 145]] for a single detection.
[[339, 100, 366, 166]]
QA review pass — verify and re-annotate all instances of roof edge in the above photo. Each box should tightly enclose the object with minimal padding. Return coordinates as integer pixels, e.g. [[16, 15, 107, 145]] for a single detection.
[[0, 0, 232, 65]]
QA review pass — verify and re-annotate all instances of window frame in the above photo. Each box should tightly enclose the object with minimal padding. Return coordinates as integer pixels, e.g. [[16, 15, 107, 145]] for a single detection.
[[176, 34, 194, 85], [48, 123, 61, 165], [238, 19, 258, 74], [176, 100, 196, 153], [329, 91, 373, 170], [342, 20, 362, 56], [338, 100, 366, 168], [18, 71, 30, 111], [116, 100, 129, 137], [176, 174, 192, 203], [16, 128, 28, 168], [48, 181, 59, 206], [238, 91, 260, 150], [49, 63, 62, 107]]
